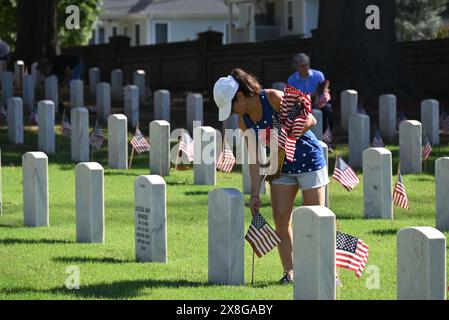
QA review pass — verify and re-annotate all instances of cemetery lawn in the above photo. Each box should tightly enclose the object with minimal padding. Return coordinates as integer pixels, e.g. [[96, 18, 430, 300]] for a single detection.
[[1, 127, 449, 300]]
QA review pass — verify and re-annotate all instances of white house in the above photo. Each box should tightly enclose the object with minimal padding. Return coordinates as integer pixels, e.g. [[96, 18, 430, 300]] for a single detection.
[[89, 0, 320, 45]]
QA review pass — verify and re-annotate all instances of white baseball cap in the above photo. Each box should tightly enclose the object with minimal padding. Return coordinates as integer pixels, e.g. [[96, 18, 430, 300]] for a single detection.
[[213, 75, 239, 121]]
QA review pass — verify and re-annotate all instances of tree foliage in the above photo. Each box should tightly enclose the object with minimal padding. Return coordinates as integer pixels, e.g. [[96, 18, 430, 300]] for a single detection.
[[395, 0, 448, 41], [57, 0, 102, 47], [0, 0, 101, 51]]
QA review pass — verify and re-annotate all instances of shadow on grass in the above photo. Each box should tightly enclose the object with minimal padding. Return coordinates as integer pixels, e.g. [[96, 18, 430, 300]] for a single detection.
[[1, 279, 215, 299], [0, 238, 72, 245], [53, 256, 133, 264], [0, 224, 23, 229], [368, 229, 399, 236], [184, 191, 209, 196]]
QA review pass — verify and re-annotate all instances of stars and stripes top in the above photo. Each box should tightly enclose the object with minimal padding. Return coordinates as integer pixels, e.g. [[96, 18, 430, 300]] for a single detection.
[[242, 89, 326, 174]]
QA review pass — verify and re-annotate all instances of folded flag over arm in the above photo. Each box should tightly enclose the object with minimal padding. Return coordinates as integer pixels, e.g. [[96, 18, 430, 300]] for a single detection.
[[245, 211, 281, 258]]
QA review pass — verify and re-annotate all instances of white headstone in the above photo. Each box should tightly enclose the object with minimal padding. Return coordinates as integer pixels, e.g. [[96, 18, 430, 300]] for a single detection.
[[76, 162, 104, 243], [340, 90, 358, 131], [436, 158, 449, 231], [1, 72, 13, 108], [421, 99, 439, 145], [348, 113, 370, 168], [70, 80, 84, 109], [108, 114, 128, 169], [363, 148, 392, 219], [38, 100, 55, 154], [186, 93, 203, 135], [208, 188, 244, 285], [110, 69, 123, 103], [14, 60, 24, 90], [293, 206, 336, 300], [45, 75, 59, 108], [7, 97, 23, 144], [71, 107, 89, 162], [397, 227, 446, 300], [154, 90, 170, 122], [149, 120, 170, 176], [124, 85, 139, 128], [399, 120, 422, 174], [311, 109, 323, 140], [96, 82, 111, 124], [133, 70, 146, 104], [22, 152, 48, 227], [193, 126, 216, 185], [318, 141, 329, 207], [89, 67, 100, 99], [22, 75, 35, 113], [134, 175, 167, 263], [379, 94, 397, 142]]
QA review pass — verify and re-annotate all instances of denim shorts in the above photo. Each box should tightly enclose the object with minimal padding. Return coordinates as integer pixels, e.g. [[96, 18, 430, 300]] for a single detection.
[[271, 166, 330, 190]]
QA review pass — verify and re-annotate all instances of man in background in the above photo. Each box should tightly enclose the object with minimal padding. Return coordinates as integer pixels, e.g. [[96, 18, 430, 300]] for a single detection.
[[287, 53, 333, 134], [37, 55, 84, 116]]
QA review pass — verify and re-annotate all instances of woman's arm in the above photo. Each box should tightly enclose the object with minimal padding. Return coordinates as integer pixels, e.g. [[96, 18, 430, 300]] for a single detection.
[[238, 115, 262, 214]]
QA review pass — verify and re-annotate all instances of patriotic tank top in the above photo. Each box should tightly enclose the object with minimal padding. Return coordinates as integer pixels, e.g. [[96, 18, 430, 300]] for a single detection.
[[242, 90, 326, 174]]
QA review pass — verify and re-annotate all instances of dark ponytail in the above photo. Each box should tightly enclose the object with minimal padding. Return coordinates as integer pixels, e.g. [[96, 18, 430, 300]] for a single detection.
[[230, 68, 261, 97]]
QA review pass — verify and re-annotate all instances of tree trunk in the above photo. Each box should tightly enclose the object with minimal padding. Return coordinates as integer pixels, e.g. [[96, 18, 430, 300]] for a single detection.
[[311, 0, 420, 99], [15, 0, 57, 67]]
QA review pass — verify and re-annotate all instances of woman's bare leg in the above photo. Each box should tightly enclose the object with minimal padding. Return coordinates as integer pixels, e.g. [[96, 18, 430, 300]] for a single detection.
[[270, 184, 299, 275], [302, 186, 325, 206]]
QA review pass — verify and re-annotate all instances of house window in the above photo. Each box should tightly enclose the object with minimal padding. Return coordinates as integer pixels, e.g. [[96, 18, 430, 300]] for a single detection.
[[286, 0, 294, 31], [89, 30, 96, 45], [99, 27, 105, 44], [155, 23, 168, 44], [135, 24, 140, 46]]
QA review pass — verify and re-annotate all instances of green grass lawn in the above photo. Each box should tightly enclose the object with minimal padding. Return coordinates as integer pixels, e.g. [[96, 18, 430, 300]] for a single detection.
[[1, 126, 449, 300]]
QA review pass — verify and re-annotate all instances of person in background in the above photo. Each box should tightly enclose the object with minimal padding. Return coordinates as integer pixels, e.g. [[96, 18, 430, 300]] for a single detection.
[[0, 40, 10, 63], [287, 53, 333, 133], [37, 55, 84, 116]]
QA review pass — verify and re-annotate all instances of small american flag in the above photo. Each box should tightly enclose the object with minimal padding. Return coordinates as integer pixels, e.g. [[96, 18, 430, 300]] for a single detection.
[[216, 141, 236, 173], [357, 106, 367, 115], [61, 114, 71, 138], [29, 111, 38, 126], [89, 125, 105, 150], [245, 211, 281, 258], [372, 129, 385, 147], [336, 231, 369, 278], [179, 131, 194, 162], [332, 156, 360, 191], [323, 127, 332, 146], [397, 112, 408, 129], [440, 111, 449, 132], [422, 135, 432, 161], [130, 127, 150, 154], [393, 167, 409, 210]]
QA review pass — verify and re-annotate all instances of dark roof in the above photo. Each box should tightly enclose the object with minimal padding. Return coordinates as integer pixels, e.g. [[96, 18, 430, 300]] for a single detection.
[[102, 0, 230, 18]]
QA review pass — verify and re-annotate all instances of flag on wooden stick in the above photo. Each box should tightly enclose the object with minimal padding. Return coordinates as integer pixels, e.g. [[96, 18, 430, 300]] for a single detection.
[[130, 127, 150, 154], [216, 140, 236, 173], [89, 125, 105, 150], [332, 156, 360, 191], [245, 211, 281, 258], [336, 231, 369, 278], [393, 167, 409, 210]]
